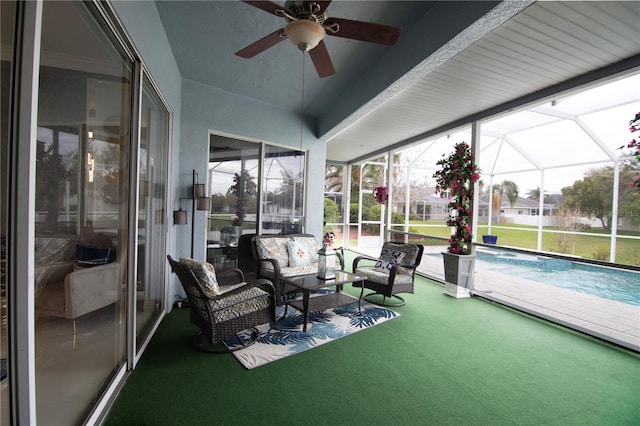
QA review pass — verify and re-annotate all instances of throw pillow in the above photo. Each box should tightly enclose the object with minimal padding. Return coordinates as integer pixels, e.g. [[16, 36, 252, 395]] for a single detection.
[[375, 248, 405, 270], [293, 236, 319, 263], [255, 237, 290, 267], [179, 257, 220, 296], [287, 240, 312, 267]]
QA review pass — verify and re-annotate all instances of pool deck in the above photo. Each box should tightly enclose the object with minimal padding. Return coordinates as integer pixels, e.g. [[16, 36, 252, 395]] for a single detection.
[[414, 247, 640, 353], [354, 245, 639, 353]]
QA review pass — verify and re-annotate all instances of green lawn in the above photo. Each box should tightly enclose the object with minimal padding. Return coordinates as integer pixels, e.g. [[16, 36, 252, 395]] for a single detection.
[[405, 221, 640, 265], [212, 216, 640, 266]]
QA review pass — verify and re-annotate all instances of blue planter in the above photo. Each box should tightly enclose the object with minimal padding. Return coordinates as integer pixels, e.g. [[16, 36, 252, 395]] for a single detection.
[[482, 235, 498, 245]]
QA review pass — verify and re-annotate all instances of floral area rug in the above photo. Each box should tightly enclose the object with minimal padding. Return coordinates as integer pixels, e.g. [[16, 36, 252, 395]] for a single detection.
[[225, 292, 400, 369]]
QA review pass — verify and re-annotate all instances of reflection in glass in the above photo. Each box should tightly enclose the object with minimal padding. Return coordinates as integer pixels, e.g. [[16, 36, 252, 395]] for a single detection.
[[34, 2, 132, 424], [1, 1, 16, 424], [208, 137, 306, 270], [208, 137, 260, 271], [136, 75, 169, 348], [263, 145, 305, 235], [324, 164, 344, 246]]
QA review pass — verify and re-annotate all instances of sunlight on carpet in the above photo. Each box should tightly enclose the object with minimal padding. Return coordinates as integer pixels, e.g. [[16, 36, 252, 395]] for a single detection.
[[225, 298, 399, 369]]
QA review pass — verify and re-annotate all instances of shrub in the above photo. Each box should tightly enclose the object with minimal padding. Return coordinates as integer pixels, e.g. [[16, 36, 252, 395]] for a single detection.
[[323, 198, 340, 224], [592, 245, 609, 261]]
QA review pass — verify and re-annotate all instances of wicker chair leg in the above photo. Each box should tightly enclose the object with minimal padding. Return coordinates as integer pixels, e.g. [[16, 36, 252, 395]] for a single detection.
[[363, 292, 407, 307], [193, 327, 261, 353], [193, 332, 227, 353]]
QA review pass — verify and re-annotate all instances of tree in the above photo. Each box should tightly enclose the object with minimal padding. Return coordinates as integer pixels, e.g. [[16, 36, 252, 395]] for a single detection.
[[620, 112, 640, 195], [526, 186, 542, 200], [491, 180, 519, 223], [552, 206, 589, 254], [275, 169, 304, 215], [502, 180, 519, 207], [323, 198, 340, 225], [561, 164, 639, 230], [209, 193, 228, 212]]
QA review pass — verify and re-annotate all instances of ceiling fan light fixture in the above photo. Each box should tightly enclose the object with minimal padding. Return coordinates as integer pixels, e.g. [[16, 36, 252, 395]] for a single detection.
[[285, 20, 325, 52]]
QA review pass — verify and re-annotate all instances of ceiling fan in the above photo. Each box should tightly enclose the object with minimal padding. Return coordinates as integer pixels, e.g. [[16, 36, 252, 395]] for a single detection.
[[235, 0, 402, 78]]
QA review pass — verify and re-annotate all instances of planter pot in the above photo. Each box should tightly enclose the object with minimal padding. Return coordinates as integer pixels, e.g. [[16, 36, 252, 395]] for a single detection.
[[482, 235, 498, 245], [441, 252, 475, 298]]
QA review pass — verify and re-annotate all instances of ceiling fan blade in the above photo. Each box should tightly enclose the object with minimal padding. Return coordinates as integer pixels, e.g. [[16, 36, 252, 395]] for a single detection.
[[315, 1, 332, 15], [241, 1, 293, 17], [324, 17, 401, 46], [235, 29, 286, 58], [309, 40, 335, 78]]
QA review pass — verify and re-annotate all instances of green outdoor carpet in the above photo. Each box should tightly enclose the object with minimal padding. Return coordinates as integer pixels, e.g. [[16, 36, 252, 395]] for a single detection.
[[105, 259, 640, 425]]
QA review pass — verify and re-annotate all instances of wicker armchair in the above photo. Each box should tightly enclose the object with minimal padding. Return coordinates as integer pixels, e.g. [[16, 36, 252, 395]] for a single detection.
[[352, 242, 424, 307], [167, 255, 275, 352]]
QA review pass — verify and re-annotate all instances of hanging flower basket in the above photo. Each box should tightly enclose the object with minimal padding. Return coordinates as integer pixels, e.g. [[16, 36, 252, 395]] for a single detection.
[[372, 186, 388, 204]]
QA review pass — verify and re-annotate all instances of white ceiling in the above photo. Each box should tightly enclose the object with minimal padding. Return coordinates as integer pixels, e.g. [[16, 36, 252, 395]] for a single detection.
[[154, 1, 640, 163]]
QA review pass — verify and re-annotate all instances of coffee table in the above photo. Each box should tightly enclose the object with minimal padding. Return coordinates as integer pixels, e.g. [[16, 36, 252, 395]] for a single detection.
[[282, 270, 366, 332]]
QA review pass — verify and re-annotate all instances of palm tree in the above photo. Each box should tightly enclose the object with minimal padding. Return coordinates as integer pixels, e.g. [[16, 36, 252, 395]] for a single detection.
[[324, 163, 382, 204], [526, 186, 541, 200], [502, 180, 519, 208], [491, 180, 519, 223]]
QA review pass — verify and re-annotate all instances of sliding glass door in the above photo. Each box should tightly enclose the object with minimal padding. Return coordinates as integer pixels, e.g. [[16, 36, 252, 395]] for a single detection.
[[34, 2, 132, 424], [135, 75, 170, 348], [263, 145, 306, 235], [0, 2, 16, 424], [207, 135, 306, 272]]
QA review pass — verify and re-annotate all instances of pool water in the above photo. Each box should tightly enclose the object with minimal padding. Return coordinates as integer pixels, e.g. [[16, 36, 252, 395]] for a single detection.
[[475, 249, 640, 306]]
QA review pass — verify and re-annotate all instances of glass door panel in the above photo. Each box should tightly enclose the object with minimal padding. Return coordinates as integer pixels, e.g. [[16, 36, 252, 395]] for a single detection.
[[135, 75, 169, 348], [208, 136, 260, 270], [1, 2, 16, 424], [34, 2, 132, 424], [263, 146, 305, 234]]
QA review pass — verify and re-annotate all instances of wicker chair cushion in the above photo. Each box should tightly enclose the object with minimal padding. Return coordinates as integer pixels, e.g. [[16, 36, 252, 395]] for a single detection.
[[375, 243, 421, 269], [179, 257, 220, 296], [355, 267, 414, 285], [255, 238, 290, 267], [218, 282, 248, 294], [260, 264, 318, 279], [287, 240, 312, 267], [374, 248, 405, 270], [209, 287, 271, 322], [292, 236, 319, 263]]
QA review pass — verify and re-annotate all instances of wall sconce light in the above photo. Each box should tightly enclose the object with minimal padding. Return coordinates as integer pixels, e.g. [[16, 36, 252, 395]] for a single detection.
[[173, 204, 187, 225], [173, 169, 211, 258]]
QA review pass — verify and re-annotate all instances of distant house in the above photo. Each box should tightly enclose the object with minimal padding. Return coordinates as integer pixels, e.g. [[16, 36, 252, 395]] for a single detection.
[[393, 187, 574, 227], [477, 194, 563, 226], [396, 190, 566, 225]]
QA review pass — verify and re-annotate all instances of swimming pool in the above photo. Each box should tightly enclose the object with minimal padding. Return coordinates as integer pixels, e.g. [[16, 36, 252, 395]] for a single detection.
[[475, 249, 640, 306]]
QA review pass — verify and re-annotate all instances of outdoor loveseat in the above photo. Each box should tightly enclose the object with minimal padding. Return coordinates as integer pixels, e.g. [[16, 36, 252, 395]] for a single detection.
[[251, 233, 345, 303]]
